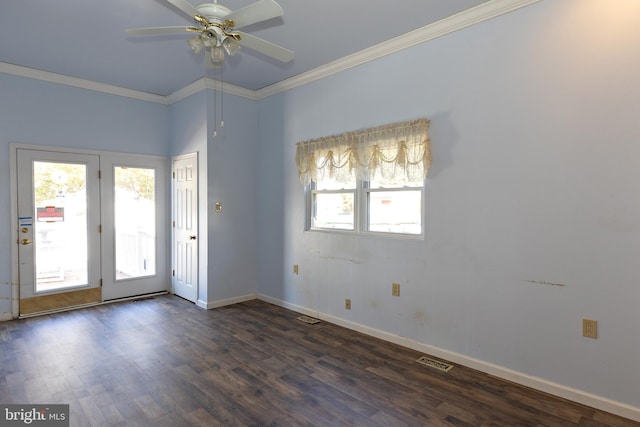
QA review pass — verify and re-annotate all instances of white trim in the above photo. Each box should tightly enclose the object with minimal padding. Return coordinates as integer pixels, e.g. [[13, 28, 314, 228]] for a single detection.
[[0, 1, 540, 104], [200, 293, 258, 310], [166, 77, 258, 103], [257, 293, 640, 423], [0, 62, 168, 104], [0, 313, 12, 322], [9, 145, 19, 319]]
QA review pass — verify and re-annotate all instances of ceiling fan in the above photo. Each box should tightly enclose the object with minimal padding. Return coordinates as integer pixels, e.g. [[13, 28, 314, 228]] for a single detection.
[[126, 0, 294, 66]]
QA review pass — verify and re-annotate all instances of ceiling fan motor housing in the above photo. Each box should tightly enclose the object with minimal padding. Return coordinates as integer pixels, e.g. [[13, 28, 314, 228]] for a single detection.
[[196, 3, 231, 24]]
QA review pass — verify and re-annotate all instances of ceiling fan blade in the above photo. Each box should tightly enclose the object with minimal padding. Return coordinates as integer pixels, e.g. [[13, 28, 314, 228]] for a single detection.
[[225, 0, 284, 29], [125, 26, 199, 36], [236, 31, 294, 62], [164, 0, 200, 18]]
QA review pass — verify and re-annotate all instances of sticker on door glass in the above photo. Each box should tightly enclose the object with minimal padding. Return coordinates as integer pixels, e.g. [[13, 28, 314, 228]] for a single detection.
[[37, 206, 65, 222]]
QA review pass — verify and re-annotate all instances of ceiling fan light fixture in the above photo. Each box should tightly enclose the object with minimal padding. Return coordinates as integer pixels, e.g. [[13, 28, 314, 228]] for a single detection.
[[203, 31, 218, 48], [187, 35, 204, 53], [223, 38, 241, 56], [211, 46, 225, 64]]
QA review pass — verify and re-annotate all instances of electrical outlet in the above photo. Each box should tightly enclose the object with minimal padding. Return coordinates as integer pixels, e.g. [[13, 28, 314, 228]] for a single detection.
[[583, 318, 598, 339], [345, 299, 351, 310], [392, 283, 400, 297], [293, 264, 299, 275]]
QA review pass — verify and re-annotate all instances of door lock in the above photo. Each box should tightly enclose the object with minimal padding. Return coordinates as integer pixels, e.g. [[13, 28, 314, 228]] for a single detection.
[[189, 235, 197, 240]]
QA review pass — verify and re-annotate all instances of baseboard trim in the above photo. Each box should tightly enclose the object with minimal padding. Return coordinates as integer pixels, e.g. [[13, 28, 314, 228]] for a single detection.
[[257, 294, 640, 423], [201, 293, 258, 310], [0, 312, 13, 322]]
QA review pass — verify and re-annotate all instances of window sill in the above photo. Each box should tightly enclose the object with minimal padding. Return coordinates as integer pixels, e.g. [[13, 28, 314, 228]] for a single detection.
[[306, 227, 424, 241]]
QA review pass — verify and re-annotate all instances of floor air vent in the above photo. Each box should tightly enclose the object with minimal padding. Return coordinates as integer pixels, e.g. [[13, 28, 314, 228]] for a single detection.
[[416, 356, 454, 372], [297, 315, 321, 324]]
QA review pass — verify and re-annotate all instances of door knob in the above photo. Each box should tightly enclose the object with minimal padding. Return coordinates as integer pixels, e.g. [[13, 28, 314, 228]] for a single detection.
[[20, 239, 33, 245], [189, 235, 197, 240]]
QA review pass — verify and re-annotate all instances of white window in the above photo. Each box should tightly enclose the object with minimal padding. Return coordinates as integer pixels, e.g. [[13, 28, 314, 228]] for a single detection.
[[365, 173, 423, 235], [310, 174, 356, 230], [297, 119, 431, 237]]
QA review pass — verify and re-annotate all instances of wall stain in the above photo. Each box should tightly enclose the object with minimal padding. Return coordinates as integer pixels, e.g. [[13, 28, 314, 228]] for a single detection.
[[524, 280, 566, 288], [414, 310, 426, 327], [318, 255, 361, 264]]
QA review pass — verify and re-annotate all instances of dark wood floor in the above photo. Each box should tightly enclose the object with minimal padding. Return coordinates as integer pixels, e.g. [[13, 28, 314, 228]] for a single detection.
[[0, 296, 637, 427]]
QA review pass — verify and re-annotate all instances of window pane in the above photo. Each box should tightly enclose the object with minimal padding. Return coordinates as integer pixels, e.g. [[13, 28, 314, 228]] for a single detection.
[[314, 174, 356, 191], [369, 172, 423, 189], [312, 192, 354, 230], [368, 190, 422, 234], [115, 167, 156, 280], [34, 162, 88, 292]]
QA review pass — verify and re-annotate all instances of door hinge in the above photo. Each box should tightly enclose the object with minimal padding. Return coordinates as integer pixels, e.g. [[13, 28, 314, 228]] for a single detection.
[[100, 278, 103, 287], [172, 269, 175, 277], [172, 171, 175, 179], [98, 170, 102, 179], [172, 221, 175, 228], [98, 224, 102, 233]]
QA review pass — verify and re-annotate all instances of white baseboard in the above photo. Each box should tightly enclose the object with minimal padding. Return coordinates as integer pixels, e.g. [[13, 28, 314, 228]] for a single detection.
[[257, 293, 640, 423], [200, 293, 258, 310], [0, 312, 13, 322]]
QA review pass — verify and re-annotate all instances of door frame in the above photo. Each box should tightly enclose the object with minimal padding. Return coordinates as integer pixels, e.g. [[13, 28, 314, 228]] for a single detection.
[[9, 143, 170, 318]]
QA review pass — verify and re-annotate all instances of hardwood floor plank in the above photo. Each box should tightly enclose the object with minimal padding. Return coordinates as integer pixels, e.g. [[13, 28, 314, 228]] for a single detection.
[[0, 295, 638, 427]]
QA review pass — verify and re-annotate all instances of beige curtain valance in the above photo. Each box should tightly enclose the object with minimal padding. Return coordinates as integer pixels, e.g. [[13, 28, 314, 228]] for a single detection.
[[295, 118, 431, 186]]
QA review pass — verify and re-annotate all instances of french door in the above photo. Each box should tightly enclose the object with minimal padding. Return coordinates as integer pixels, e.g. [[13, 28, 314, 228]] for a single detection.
[[17, 150, 102, 314], [16, 148, 168, 316]]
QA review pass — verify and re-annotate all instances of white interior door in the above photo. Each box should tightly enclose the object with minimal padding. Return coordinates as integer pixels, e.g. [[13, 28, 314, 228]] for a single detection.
[[172, 154, 198, 303], [16, 149, 101, 313]]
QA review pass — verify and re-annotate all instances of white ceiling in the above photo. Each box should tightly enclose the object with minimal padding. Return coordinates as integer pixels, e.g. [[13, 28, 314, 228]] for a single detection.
[[0, 0, 494, 96]]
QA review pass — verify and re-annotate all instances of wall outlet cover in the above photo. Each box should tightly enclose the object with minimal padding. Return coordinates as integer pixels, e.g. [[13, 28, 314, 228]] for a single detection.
[[582, 318, 598, 339]]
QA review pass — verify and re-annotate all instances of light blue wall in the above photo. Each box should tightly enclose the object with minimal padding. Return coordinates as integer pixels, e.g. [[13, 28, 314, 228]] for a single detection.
[[257, 0, 640, 410], [0, 72, 261, 313], [169, 91, 209, 304], [257, 96, 286, 305], [0, 73, 170, 315], [2, 0, 640, 415], [206, 91, 259, 302], [169, 88, 260, 305]]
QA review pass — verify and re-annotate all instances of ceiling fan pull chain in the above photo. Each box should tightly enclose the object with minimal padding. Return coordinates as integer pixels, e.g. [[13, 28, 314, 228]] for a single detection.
[[212, 76, 218, 138], [220, 66, 224, 128]]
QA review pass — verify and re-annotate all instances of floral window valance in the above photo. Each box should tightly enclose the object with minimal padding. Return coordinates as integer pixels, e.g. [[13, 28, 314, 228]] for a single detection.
[[295, 118, 431, 186]]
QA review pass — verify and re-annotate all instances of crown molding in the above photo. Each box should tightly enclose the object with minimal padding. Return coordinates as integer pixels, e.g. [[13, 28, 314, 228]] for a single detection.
[[0, 61, 168, 104], [166, 77, 258, 104], [255, 0, 542, 100], [0, 0, 540, 104]]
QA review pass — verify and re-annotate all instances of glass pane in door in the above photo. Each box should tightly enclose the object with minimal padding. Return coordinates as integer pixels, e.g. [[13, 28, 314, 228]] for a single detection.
[[34, 161, 88, 292], [115, 166, 156, 280]]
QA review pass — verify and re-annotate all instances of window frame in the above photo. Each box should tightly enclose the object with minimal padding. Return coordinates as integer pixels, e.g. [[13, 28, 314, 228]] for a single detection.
[[309, 182, 357, 232], [306, 177, 425, 239], [361, 181, 424, 237]]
